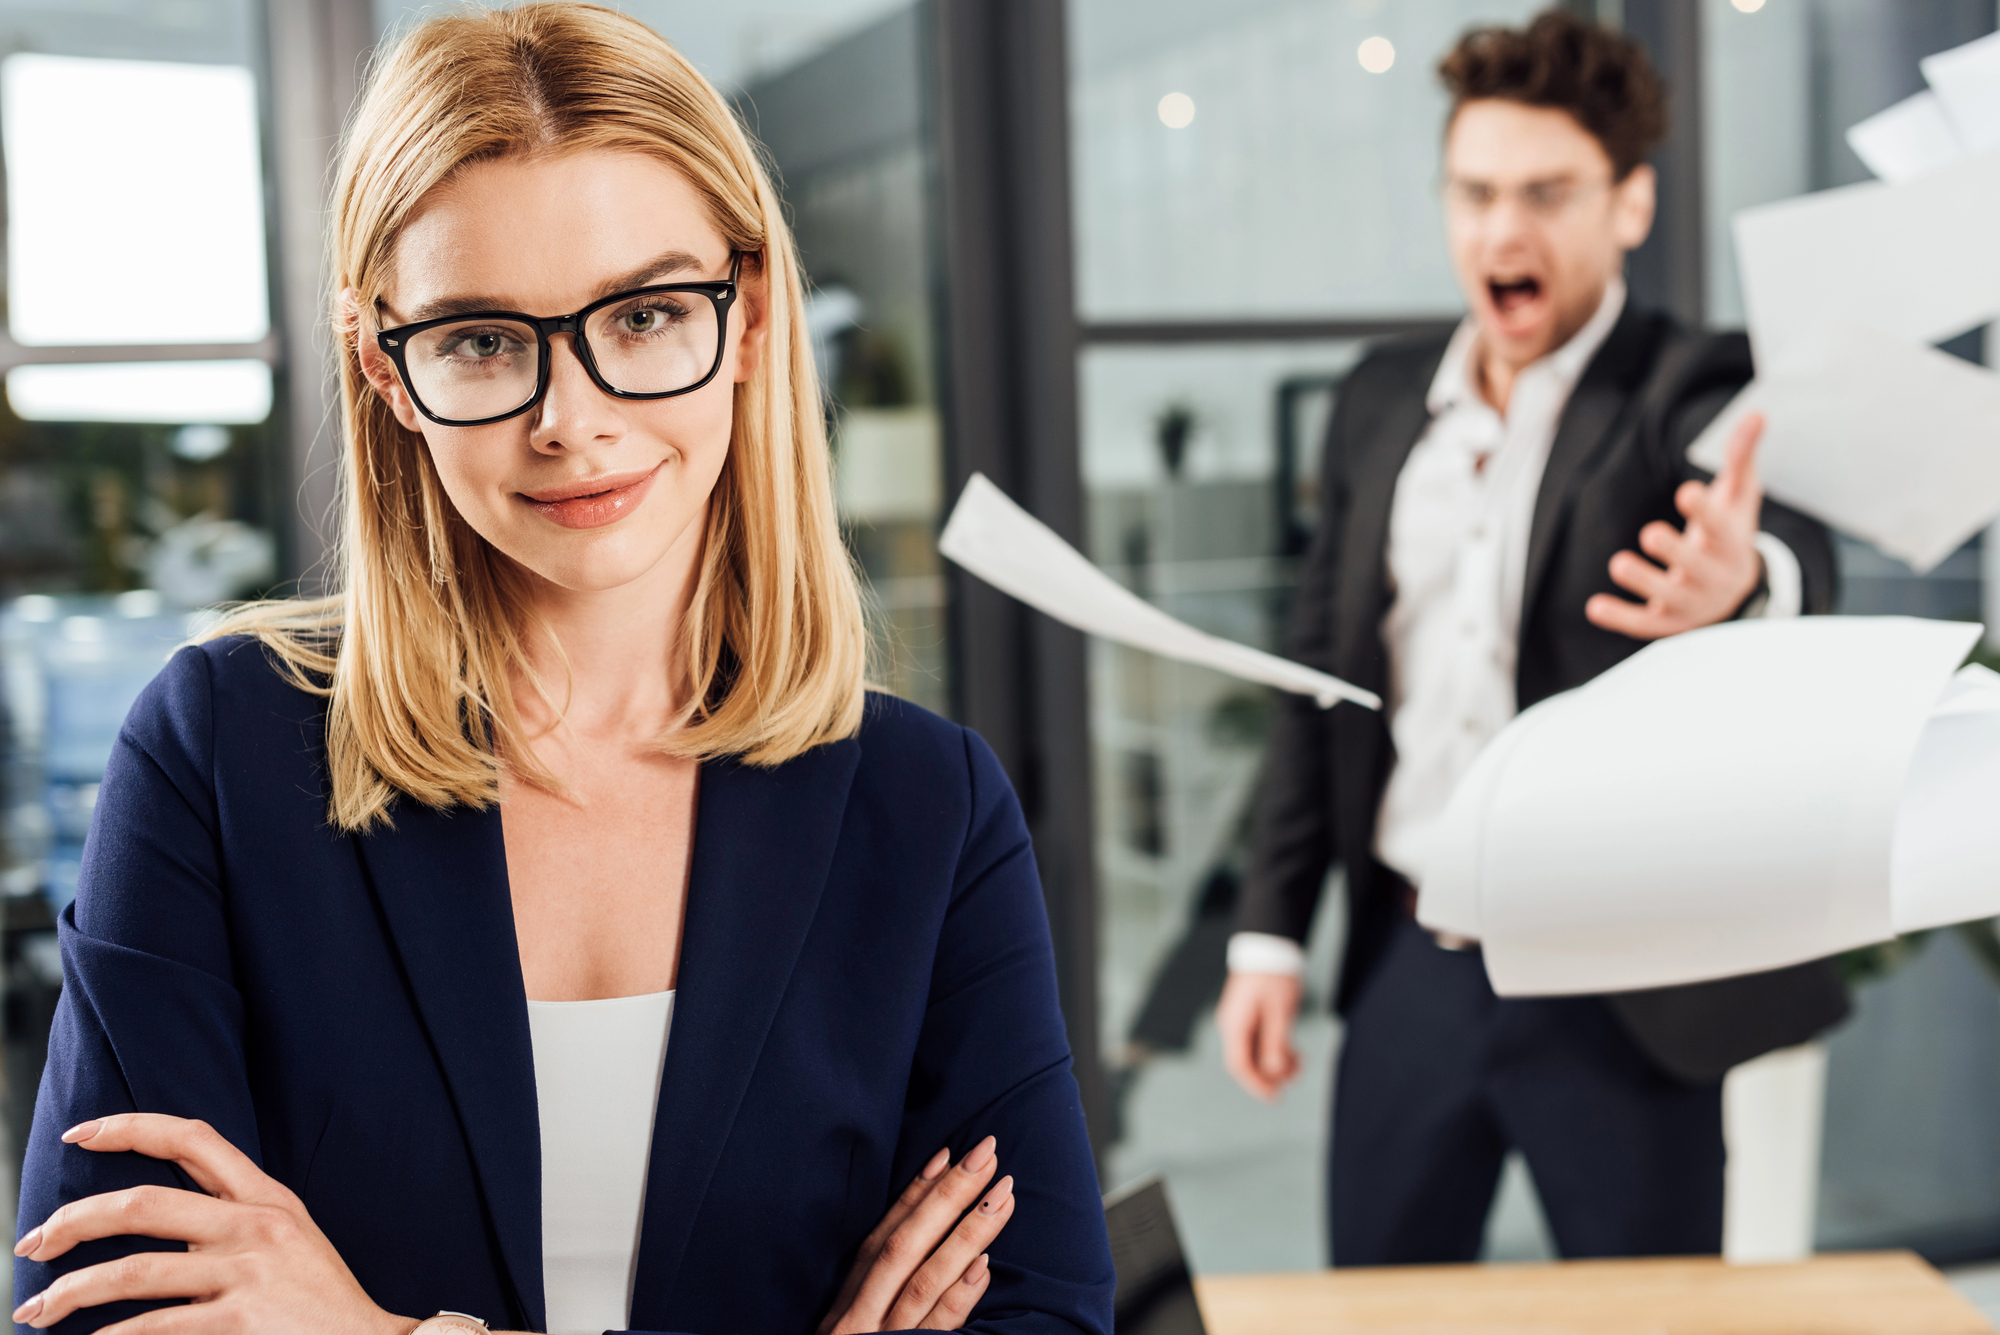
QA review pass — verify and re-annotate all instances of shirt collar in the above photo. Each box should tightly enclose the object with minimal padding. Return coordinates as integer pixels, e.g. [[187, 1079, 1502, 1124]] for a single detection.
[[1426, 277, 1628, 417]]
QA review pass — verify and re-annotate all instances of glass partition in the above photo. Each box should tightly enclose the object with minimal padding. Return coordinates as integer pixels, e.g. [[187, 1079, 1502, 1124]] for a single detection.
[[1071, 0, 1541, 321], [1068, 0, 1542, 1272], [1081, 341, 1357, 1268], [739, 6, 950, 715]]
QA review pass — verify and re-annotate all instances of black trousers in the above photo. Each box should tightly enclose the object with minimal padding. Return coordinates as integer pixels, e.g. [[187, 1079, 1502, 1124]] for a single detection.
[[1329, 918, 1725, 1265]]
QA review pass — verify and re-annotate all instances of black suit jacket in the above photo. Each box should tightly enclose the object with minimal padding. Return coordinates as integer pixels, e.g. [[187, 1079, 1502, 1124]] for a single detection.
[[1238, 302, 1851, 1084]]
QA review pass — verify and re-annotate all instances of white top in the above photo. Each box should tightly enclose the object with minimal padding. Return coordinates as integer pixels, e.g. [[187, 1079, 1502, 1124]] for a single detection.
[[528, 990, 675, 1335], [1226, 280, 1802, 978]]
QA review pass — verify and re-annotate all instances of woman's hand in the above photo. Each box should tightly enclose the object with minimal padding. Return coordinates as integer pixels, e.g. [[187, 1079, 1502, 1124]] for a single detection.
[[13, 1113, 411, 1335], [817, 1135, 1016, 1335]]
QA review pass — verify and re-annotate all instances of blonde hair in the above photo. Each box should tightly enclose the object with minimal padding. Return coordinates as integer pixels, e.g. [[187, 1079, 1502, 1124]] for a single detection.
[[211, 2, 867, 832]]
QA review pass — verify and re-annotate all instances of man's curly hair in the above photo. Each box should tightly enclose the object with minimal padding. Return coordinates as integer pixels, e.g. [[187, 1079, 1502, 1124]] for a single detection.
[[1438, 9, 1667, 179]]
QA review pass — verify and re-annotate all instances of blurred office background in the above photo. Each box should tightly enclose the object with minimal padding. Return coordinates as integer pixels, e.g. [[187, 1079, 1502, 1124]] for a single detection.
[[4, 0, 2000, 1294]]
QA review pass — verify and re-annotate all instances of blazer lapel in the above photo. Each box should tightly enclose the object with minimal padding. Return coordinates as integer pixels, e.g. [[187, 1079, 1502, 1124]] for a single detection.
[[627, 736, 863, 1328], [1334, 380, 1437, 692], [1519, 306, 1660, 630], [356, 802, 545, 1333]]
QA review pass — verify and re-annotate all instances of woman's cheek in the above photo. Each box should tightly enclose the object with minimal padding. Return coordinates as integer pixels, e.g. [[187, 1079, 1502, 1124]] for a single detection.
[[422, 432, 519, 535]]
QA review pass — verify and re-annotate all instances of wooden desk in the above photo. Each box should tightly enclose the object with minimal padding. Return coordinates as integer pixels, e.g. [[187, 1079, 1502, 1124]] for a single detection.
[[1193, 1251, 1995, 1335]]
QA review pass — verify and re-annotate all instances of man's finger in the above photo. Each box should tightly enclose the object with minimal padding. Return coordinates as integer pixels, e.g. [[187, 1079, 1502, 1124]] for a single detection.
[[884, 1180, 1014, 1328], [14, 1251, 226, 1329], [1607, 550, 1671, 602], [18, 1185, 235, 1263], [919, 1253, 990, 1332], [1218, 982, 1279, 1101], [63, 1116, 274, 1204], [1584, 592, 1675, 641], [1713, 410, 1764, 509], [1636, 521, 1690, 569], [1254, 1010, 1296, 1081]]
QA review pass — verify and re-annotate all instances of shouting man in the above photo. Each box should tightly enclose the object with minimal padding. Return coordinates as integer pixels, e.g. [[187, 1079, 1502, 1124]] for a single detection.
[[1218, 11, 1849, 1264]]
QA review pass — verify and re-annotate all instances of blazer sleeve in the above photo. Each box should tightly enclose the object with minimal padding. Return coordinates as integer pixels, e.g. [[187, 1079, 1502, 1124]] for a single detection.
[[1658, 331, 1838, 615], [863, 727, 1115, 1335], [16, 645, 264, 1334], [1234, 364, 1361, 944]]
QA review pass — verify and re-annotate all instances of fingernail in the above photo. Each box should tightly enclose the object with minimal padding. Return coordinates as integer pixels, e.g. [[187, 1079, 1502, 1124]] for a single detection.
[[921, 1148, 949, 1181], [12, 1293, 41, 1323], [960, 1135, 996, 1174], [61, 1120, 101, 1144], [13, 1226, 40, 1257], [965, 1254, 989, 1284], [979, 1175, 1014, 1213]]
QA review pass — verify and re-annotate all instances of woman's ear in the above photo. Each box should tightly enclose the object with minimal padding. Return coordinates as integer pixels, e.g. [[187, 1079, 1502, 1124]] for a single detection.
[[731, 254, 771, 385], [344, 287, 425, 433]]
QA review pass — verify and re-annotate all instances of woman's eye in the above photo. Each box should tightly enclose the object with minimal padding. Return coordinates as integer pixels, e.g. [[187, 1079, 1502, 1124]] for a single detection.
[[618, 302, 688, 334], [441, 328, 521, 359]]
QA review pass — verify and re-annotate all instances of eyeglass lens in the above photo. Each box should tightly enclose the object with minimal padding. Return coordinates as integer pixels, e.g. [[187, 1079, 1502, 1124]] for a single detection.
[[399, 289, 722, 422]]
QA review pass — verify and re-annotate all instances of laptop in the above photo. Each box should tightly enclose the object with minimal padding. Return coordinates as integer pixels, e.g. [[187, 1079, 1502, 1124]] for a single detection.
[[1103, 1175, 1208, 1335]]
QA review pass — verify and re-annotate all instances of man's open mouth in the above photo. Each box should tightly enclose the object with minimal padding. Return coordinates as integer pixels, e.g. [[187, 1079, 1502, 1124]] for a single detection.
[[1488, 276, 1543, 314]]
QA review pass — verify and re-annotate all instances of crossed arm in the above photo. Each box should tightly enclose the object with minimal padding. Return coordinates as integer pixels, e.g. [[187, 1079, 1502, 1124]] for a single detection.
[[14, 1114, 1014, 1334]]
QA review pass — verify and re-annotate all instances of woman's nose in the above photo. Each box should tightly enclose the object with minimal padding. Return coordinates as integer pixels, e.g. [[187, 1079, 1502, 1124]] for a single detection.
[[529, 333, 623, 452]]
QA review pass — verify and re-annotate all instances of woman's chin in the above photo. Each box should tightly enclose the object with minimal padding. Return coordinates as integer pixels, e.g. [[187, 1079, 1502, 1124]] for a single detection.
[[501, 533, 684, 599]]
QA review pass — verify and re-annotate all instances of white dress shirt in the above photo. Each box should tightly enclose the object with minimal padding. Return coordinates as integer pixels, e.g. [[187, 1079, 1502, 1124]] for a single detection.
[[1226, 281, 1802, 978], [530, 990, 676, 1335]]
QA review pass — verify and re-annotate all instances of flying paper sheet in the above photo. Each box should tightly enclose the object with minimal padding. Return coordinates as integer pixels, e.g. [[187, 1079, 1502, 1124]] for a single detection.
[[1921, 30, 2000, 152], [1847, 91, 1962, 181], [1729, 154, 2000, 364], [1844, 34, 2000, 178], [938, 473, 1379, 710], [1691, 324, 2000, 574], [1892, 662, 2000, 932], [1692, 31, 2000, 574], [1417, 617, 1994, 997], [1692, 149, 2000, 570]]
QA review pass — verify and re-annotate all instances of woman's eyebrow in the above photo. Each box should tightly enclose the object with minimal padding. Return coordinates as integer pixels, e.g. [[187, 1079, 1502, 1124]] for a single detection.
[[592, 249, 709, 299], [396, 250, 712, 323]]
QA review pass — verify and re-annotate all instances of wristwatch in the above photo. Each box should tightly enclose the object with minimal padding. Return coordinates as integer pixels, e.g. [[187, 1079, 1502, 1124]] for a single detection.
[[412, 1313, 488, 1335]]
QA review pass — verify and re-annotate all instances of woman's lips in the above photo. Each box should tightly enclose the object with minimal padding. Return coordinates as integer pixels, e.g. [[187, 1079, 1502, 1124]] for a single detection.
[[519, 464, 662, 530]]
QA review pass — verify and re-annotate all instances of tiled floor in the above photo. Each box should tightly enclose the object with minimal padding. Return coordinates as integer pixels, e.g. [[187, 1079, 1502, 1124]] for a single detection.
[[1104, 1000, 1558, 1272]]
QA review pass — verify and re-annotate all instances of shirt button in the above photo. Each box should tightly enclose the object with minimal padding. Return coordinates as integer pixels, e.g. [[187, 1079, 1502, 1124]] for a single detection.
[[1461, 621, 1477, 637], [1462, 717, 1480, 734], [1470, 525, 1487, 542]]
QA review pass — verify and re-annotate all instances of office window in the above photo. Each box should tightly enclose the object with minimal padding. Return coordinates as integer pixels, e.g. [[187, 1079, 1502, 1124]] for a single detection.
[[0, 5, 279, 606], [0, 0, 283, 1229]]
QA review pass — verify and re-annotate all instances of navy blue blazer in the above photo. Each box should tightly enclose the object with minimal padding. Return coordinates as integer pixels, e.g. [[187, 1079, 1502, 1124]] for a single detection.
[[16, 637, 1114, 1335]]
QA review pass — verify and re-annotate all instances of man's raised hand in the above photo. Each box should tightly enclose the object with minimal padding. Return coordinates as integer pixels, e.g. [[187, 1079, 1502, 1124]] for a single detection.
[[1584, 409, 1767, 641]]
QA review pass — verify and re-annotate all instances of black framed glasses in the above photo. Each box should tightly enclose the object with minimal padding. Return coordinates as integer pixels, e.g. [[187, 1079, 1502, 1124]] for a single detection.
[[374, 253, 742, 427]]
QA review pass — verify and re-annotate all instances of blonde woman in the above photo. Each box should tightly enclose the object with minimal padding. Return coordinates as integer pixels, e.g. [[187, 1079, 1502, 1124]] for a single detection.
[[9, 7, 1112, 1334]]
